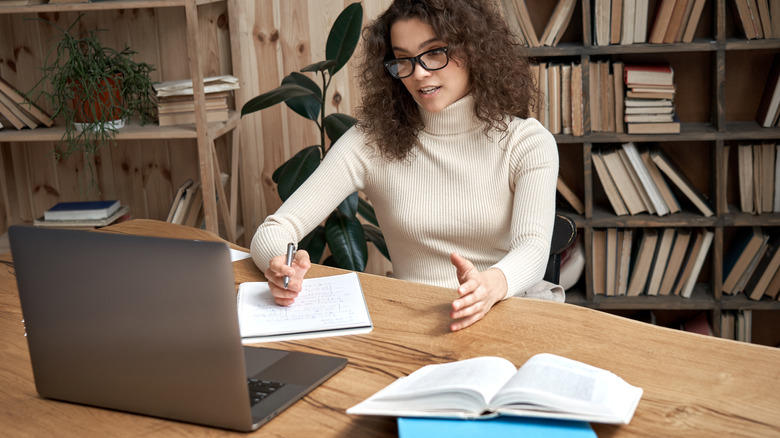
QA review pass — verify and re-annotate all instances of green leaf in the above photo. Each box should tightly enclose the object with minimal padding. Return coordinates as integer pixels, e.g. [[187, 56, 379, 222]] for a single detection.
[[325, 211, 368, 271], [300, 225, 327, 264], [363, 224, 391, 261], [301, 60, 336, 73], [357, 197, 379, 227], [282, 72, 321, 121], [272, 145, 322, 201], [325, 3, 363, 76], [324, 113, 357, 145], [337, 192, 359, 217], [241, 83, 317, 117]]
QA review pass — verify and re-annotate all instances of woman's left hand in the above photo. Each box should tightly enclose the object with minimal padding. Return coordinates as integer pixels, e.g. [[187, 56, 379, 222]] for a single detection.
[[449, 253, 508, 331]]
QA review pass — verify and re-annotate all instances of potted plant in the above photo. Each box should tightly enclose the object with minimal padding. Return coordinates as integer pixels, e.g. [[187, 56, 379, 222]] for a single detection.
[[241, 2, 389, 272], [28, 14, 157, 185]]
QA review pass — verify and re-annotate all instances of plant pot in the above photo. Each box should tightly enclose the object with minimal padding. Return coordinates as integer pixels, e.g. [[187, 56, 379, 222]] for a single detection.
[[69, 74, 125, 130]]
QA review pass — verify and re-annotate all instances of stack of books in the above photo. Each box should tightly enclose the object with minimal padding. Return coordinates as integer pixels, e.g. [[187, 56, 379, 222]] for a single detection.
[[34, 200, 131, 229], [0, 76, 53, 131], [153, 75, 238, 127], [623, 64, 680, 134]]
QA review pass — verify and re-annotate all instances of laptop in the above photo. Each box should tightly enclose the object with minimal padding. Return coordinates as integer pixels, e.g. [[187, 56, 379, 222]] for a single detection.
[[8, 225, 347, 432]]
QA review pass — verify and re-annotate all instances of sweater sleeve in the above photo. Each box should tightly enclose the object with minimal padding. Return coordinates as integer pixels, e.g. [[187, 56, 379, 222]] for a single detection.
[[491, 118, 559, 299], [250, 127, 371, 271]]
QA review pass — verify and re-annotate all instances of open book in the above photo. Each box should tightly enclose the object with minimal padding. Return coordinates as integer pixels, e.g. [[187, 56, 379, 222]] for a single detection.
[[237, 272, 372, 343], [347, 353, 642, 424]]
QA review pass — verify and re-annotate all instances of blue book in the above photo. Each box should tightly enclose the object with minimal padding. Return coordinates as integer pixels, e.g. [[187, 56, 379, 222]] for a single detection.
[[398, 417, 596, 438], [44, 200, 121, 221]]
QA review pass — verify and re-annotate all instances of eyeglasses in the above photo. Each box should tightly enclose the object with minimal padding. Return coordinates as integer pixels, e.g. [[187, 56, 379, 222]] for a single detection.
[[384, 47, 450, 79]]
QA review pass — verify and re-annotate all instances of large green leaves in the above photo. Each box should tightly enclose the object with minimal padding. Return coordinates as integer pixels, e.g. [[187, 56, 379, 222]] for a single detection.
[[363, 224, 390, 261], [300, 225, 327, 264], [325, 210, 368, 271], [241, 83, 317, 117], [324, 113, 357, 145], [272, 145, 321, 201], [325, 2, 363, 76], [282, 72, 322, 121], [357, 197, 379, 227]]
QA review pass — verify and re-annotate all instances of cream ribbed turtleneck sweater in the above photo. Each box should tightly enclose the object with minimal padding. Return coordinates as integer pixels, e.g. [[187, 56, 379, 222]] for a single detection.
[[251, 95, 562, 301]]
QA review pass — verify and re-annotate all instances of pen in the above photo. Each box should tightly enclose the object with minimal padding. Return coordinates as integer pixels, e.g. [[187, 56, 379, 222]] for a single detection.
[[283, 242, 295, 289]]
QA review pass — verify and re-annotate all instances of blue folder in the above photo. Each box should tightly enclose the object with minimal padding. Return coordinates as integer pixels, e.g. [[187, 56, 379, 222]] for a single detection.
[[397, 416, 596, 438]]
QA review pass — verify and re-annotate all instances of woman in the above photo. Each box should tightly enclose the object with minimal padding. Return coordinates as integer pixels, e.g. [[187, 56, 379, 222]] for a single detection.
[[251, 0, 561, 331]]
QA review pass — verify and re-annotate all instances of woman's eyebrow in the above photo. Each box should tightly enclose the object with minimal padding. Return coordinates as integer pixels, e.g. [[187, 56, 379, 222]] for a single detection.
[[391, 37, 442, 54]]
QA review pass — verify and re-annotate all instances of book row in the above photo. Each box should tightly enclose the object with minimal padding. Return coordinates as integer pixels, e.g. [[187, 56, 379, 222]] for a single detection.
[[536, 209, 780, 304], [731, 0, 780, 40], [594, 0, 707, 46], [500, 0, 578, 47], [592, 227, 713, 298], [723, 227, 780, 301], [592, 142, 713, 217], [735, 142, 780, 215], [0, 76, 53, 131], [532, 62, 680, 137]]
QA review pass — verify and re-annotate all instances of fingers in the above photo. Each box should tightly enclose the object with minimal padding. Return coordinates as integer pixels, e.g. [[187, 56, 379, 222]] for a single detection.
[[265, 249, 312, 305], [450, 252, 476, 283]]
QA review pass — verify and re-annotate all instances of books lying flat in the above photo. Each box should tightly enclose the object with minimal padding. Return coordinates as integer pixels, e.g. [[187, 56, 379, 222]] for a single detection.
[[153, 75, 239, 97], [347, 353, 643, 425], [237, 272, 372, 343], [397, 416, 596, 438], [158, 108, 229, 126], [34, 205, 130, 228], [43, 200, 121, 221]]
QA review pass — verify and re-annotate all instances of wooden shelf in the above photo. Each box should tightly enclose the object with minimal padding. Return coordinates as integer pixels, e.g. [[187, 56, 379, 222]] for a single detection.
[[0, 0, 242, 243], [565, 287, 716, 310], [0, 0, 223, 14], [0, 111, 239, 142]]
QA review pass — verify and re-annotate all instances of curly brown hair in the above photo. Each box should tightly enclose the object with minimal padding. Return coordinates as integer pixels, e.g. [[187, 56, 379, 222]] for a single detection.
[[356, 0, 538, 161]]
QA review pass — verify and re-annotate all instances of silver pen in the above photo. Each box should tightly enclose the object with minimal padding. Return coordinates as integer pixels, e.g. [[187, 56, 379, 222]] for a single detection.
[[283, 242, 295, 289]]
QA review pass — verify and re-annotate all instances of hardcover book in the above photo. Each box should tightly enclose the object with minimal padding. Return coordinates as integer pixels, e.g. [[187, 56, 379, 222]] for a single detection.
[[348, 353, 643, 425], [43, 200, 121, 221]]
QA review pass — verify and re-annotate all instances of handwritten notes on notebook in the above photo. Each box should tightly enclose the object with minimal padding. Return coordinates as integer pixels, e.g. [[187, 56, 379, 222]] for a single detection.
[[237, 272, 373, 343]]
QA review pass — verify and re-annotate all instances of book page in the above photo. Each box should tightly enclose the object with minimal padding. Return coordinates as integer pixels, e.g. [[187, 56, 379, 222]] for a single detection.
[[490, 353, 642, 424], [347, 357, 517, 417], [237, 272, 372, 341]]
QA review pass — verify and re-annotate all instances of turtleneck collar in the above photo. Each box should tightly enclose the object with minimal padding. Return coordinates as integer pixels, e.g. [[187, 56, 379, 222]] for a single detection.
[[419, 94, 481, 136]]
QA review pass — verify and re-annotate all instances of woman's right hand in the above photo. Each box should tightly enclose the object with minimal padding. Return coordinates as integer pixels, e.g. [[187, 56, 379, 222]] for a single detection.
[[264, 249, 311, 306]]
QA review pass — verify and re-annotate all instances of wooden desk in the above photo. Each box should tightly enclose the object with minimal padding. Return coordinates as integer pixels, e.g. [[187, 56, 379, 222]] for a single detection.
[[1, 220, 779, 437]]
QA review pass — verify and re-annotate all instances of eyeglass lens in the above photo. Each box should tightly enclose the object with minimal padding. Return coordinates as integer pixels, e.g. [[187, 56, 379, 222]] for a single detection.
[[386, 48, 448, 79]]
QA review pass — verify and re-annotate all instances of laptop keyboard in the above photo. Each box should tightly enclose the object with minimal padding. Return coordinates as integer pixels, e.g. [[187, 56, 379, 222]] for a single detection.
[[248, 378, 285, 406]]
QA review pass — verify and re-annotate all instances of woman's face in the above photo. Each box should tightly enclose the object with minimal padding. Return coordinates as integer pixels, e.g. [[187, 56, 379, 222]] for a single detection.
[[389, 17, 470, 113]]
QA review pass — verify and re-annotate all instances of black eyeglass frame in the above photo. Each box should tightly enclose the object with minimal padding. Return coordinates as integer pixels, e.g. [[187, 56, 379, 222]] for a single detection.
[[383, 46, 450, 79]]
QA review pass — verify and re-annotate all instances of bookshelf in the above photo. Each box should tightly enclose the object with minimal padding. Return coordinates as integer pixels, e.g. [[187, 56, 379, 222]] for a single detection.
[[0, 0, 242, 243], [515, 0, 780, 345]]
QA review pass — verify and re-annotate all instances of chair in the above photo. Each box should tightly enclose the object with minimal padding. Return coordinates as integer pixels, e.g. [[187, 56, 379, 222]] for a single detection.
[[543, 213, 577, 284]]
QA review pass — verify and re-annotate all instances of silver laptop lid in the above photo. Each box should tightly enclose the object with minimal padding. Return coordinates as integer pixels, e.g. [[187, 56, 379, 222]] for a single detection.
[[9, 226, 254, 431]]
